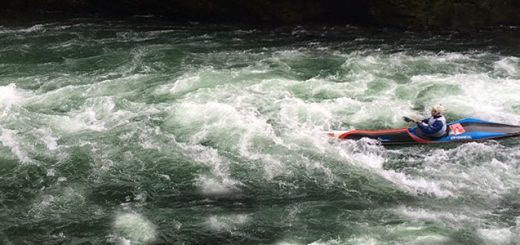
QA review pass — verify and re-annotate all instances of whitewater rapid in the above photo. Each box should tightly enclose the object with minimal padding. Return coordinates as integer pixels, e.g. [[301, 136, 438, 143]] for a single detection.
[[1, 19, 519, 244]]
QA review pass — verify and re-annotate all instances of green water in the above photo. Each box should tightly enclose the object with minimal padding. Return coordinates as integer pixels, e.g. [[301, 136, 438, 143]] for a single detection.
[[1, 18, 520, 244]]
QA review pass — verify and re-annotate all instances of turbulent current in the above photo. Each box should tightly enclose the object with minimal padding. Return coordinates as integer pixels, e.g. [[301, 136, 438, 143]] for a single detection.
[[1, 18, 520, 244]]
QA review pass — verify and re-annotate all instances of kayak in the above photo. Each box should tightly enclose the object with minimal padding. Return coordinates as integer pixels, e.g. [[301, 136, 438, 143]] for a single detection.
[[328, 118, 520, 145]]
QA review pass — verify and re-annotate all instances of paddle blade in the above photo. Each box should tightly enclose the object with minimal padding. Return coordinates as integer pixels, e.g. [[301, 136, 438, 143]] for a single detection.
[[402, 116, 413, 122], [403, 116, 421, 123]]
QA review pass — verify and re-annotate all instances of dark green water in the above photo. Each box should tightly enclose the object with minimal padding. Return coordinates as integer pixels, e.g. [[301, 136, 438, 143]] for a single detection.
[[1, 18, 520, 244]]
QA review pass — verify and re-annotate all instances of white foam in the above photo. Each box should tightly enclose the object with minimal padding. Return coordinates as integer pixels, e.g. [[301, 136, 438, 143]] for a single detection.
[[408, 234, 451, 244], [380, 224, 454, 244], [512, 218, 520, 242], [166, 75, 201, 96], [0, 84, 27, 115], [171, 84, 328, 186], [335, 50, 520, 124], [47, 168, 56, 177], [0, 128, 30, 163], [52, 96, 137, 133], [382, 171, 454, 198], [205, 214, 249, 232], [410, 73, 520, 124], [331, 139, 454, 198], [344, 236, 379, 245], [156, 65, 273, 99], [29, 187, 86, 219], [167, 70, 453, 197], [494, 57, 519, 77], [395, 206, 480, 227], [171, 93, 296, 182], [53, 112, 106, 133], [340, 51, 473, 80], [477, 228, 512, 245], [275, 242, 302, 245], [113, 212, 157, 244], [34, 128, 59, 151], [173, 99, 278, 145], [278, 97, 335, 130], [175, 141, 241, 195], [414, 142, 520, 198], [42, 134, 58, 151], [380, 169, 454, 198], [0, 24, 44, 34], [196, 175, 236, 195], [308, 238, 343, 245]]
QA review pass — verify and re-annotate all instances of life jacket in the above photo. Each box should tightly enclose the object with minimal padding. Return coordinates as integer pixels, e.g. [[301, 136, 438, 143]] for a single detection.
[[428, 115, 447, 137]]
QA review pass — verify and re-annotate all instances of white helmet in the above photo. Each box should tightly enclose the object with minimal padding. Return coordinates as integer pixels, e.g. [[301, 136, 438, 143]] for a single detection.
[[431, 104, 444, 114]]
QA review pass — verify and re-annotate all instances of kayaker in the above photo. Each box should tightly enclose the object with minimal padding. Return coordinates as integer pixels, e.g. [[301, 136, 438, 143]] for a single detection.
[[415, 104, 447, 137]]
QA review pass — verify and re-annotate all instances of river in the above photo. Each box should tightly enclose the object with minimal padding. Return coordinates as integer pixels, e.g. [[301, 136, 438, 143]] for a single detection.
[[1, 18, 520, 244]]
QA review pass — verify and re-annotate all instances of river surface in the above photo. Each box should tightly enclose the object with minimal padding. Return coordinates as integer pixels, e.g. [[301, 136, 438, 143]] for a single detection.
[[1, 18, 520, 245]]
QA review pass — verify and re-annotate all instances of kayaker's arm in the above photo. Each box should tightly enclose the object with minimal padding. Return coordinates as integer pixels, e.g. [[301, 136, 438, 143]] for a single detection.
[[416, 120, 444, 134]]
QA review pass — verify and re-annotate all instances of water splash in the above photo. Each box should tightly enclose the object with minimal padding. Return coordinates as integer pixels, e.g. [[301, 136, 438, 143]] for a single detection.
[[112, 212, 157, 245]]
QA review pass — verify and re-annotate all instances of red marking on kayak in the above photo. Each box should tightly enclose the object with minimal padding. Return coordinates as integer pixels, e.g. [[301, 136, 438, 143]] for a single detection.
[[449, 123, 465, 135], [338, 128, 408, 140], [406, 130, 435, 143]]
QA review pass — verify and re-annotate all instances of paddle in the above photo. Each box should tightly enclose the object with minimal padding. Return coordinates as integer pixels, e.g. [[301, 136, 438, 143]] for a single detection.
[[403, 116, 421, 123]]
